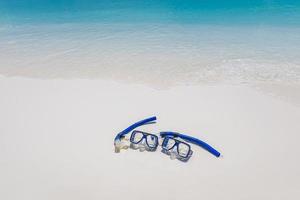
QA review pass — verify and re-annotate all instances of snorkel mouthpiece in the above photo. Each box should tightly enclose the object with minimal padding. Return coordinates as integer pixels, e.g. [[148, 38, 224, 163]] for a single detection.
[[114, 137, 130, 153]]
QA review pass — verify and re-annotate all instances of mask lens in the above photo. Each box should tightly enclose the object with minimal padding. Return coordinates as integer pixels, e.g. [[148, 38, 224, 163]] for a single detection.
[[178, 142, 190, 157], [146, 135, 158, 148], [131, 131, 144, 144], [163, 137, 176, 150]]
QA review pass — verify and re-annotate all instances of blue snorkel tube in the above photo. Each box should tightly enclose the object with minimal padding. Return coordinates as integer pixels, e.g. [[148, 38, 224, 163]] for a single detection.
[[160, 132, 221, 157], [114, 116, 157, 144]]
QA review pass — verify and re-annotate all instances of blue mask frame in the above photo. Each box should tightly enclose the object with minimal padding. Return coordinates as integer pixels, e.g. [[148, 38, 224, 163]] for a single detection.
[[130, 130, 159, 151], [161, 136, 192, 159], [160, 132, 221, 157]]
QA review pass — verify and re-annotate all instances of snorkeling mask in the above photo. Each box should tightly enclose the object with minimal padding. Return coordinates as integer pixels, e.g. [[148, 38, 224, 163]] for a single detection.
[[114, 116, 221, 162], [114, 116, 157, 153]]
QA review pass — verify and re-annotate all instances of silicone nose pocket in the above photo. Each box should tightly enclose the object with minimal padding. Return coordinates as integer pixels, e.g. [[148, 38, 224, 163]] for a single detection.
[[146, 135, 158, 148], [170, 147, 178, 160], [138, 140, 146, 152]]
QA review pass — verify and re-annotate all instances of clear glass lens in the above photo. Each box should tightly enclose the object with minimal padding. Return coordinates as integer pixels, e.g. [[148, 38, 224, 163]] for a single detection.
[[131, 131, 144, 144], [163, 138, 176, 150], [178, 142, 190, 157], [146, 135, 157, 148]]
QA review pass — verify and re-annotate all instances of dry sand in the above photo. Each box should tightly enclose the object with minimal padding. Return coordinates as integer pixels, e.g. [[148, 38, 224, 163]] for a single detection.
[[0, 75, 299, 199]]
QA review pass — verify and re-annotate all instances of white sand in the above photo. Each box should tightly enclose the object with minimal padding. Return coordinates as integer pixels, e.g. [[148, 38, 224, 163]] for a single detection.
[[0, 75, 299, 199]]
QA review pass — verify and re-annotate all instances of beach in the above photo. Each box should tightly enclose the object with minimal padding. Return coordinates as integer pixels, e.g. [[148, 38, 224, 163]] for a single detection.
[[0, 75, 300, 199], [1, 0, 300, 199]]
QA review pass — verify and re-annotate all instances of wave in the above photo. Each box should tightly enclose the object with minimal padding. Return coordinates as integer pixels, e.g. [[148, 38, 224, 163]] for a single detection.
[[0, 23, 300, 86]]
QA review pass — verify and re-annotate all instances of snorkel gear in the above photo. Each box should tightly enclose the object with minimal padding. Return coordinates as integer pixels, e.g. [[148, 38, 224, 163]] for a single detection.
[[114, 116, 157, 152], [114, 117, 221, 162], [161, 136, 193, 162], [130, 130, 159, 152], [160, 132, 221, 158]]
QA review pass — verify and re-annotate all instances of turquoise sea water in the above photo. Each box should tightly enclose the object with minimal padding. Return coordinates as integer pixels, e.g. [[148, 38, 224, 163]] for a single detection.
[[1, 0, 300, 25], [0, 1, 300, 84]]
